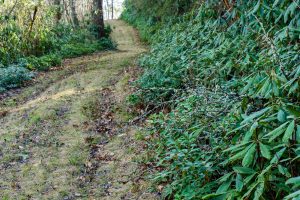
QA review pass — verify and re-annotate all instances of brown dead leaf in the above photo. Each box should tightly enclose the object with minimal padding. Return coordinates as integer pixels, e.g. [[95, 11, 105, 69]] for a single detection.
[[157, 185, 164, 192]]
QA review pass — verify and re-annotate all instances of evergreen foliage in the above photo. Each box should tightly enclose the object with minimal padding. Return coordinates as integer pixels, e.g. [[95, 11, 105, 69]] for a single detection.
[[0, 66, 34, 92], [123, 0, 300, 199]]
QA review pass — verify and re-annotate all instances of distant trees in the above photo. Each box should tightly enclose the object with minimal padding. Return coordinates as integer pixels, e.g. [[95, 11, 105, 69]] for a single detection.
[[105, 0, 109, 19], [0, 0, 107, 65], [104, 0, 115, 19], [123, 0, 197, 20], [0, 0, 114, 92], [49, 0, 105, 36]]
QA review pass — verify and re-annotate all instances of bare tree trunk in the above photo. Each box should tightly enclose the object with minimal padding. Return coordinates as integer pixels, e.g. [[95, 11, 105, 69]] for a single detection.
[[93, 0, 105, 38], [63, 0, 72, 24], [70, 0, 79, 26], [28, 6, 38, 36], [111, 0, 113, 19], [106, 0, 110, 19]]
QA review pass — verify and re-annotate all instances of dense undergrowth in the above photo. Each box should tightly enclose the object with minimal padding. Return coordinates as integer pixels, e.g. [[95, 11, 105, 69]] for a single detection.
[[0, 2, 115, 93], [122, 0, 300, 199]]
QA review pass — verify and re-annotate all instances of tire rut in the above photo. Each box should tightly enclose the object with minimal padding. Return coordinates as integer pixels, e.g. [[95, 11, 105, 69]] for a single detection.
[[0, 20, 158, 199]]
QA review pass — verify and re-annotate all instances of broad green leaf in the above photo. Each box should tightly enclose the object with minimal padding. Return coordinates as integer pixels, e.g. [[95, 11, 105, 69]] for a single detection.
[[243, 122, 258, 142], [297, 125, 300, 143], [242, 143, 256, 167], [251, 1, 261, 14], [216, 178, 232, 194], [272, 81, 279, 96], [259, 78, 270, 97], [243, 131, 255, 143], [254, 182, 264, 200], [264, 122, 288, 142], [227, 123, 248, 136], [241, 77, 254, 94], [259, 142, 271, 159], [271, 147, 286, 164], [278, 165, 291, 178], [233, 167, 256, 174], [272, 143, 285, 150], [272, 0, 280, 7], [284, 190, 300, 200], [259, 164, 272, 177], [229, 144, 252, 162], [277, 109, 287, 122], [284, 9, 289, 23], [236, 174, 243, 192], [282, 120, 295, 143], [286, 176, 300, 185], [202, 193, 224, 200], [288, 82, 298, 95], [287, 2, 297, 16], [277, 74, 288, 83], [219, 172, 233, 183], [224, 142, 251, 153], [293, 155, 300, 162], [242, 182, 259, 199], [275, 12, 283, 24], [241, 107, 271, 125]]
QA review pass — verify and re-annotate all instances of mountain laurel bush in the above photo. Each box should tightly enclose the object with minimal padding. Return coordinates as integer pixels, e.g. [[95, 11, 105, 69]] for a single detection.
[[0, 66, 34, 92]]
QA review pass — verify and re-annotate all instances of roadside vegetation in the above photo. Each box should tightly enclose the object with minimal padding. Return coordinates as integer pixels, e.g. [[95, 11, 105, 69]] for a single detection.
[[122, 0, 300, 199]]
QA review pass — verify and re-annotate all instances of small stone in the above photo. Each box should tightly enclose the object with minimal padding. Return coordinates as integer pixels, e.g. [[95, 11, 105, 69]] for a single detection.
[[75, 193, 81, 197]]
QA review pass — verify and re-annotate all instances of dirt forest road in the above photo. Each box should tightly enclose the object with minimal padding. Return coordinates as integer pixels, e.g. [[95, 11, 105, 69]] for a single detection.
[[0, 20, 158, 200]]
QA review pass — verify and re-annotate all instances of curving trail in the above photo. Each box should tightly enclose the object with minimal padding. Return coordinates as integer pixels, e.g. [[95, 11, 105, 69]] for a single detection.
[[0, 20, 157, 200]]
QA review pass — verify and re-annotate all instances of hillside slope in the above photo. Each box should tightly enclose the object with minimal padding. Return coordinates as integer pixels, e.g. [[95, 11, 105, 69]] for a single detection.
[[122, 0, 300, 199]]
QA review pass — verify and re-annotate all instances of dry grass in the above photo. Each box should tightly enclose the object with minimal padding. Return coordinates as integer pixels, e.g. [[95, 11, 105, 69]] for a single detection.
[[0, 20, 157, 199]]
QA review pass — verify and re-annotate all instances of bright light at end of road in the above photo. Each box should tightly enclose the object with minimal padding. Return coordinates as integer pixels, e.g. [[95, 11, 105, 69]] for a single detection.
[[104, 0, 125, 20]]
